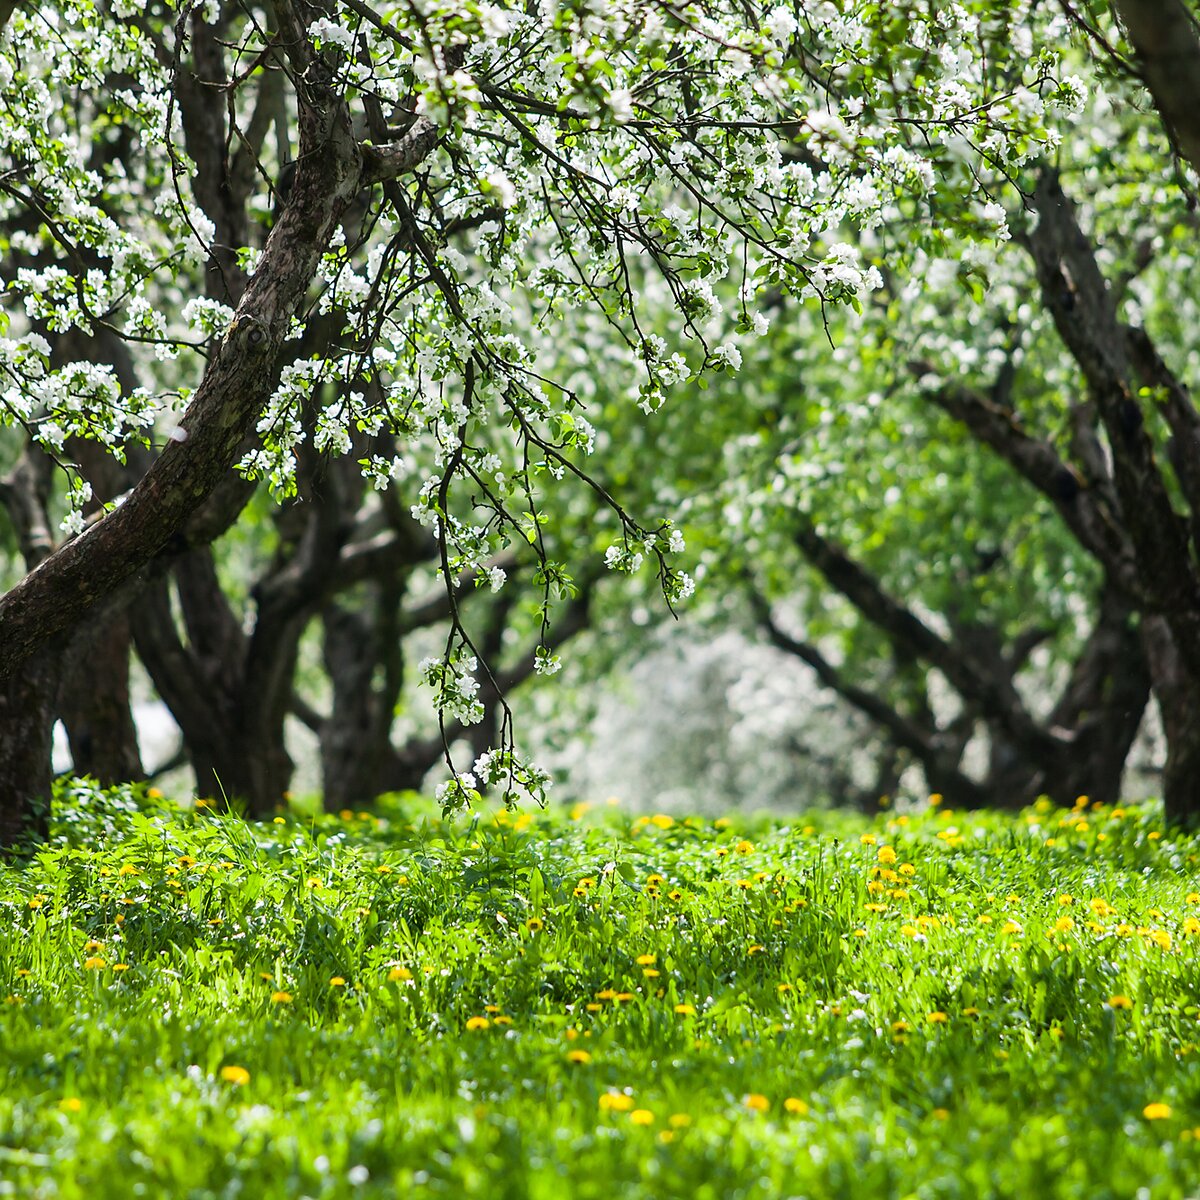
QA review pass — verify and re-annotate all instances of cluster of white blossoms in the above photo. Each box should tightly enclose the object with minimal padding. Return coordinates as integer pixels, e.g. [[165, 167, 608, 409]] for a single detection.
[[419, 648, 485, 727]]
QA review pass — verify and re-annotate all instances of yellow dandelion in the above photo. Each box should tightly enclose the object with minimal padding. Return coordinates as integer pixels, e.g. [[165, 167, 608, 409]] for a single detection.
[[630, 1109, 655, 1125], [219, 1066, 250, 1086], [674, 1003, 697, 1015], [927, 1011, 948, 1024], [744, 1094, 770, 1113], [636, 954, 656, 966], [876, 846, 897, 865], [735, 840, 754, 854], [388, 966, 413, 982], [784, 1097, 809, 1115], [599, 1092, 635, 1113], [270, 991, 293, 1004], [566, 1050, 592, 1064], [1144, 1103, 1172, 1120], [465, 1016, 490, 1031], [83, 957, 106, 970], [329, 976, 346, 987], [1108, 995, 1132, 1009]]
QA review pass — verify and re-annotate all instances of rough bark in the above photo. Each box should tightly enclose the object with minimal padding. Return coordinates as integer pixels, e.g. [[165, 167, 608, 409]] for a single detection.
[[0, 450, 58, 841], [1112, 0, 1200, 178], [320, 585, 407, 812], [1142, 615, 1200, 828], [0, 647, 58, 848], [1028, 171, 1200, 674]]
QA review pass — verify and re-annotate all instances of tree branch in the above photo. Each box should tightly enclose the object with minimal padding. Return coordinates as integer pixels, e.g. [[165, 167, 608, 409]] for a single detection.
[[1111, 0, 1200, 178], [789, 512, 1068, 763], [926, 380, 1145, 599], [1027, 170, 1200, 671]]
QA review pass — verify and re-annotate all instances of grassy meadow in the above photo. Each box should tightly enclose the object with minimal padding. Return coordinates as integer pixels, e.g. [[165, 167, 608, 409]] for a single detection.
[[3, 782, 1200, 1198]]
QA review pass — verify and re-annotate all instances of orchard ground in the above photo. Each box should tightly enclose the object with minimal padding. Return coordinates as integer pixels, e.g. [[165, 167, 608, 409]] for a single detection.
[[3, 784, 1200, 1199]]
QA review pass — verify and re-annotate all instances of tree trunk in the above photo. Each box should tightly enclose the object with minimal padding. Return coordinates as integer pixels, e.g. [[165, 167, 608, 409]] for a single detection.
[[1162, 722, 1200, 830], [58, 609, 144, 784], [191, 725, 293, 817], [1143, 615, 1200, 827], [320, 599, 400, 811], [0, 648, 59, 847]]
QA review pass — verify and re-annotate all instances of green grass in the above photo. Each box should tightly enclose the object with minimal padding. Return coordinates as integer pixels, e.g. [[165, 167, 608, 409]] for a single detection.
[[3, 783, 1200, 1199]]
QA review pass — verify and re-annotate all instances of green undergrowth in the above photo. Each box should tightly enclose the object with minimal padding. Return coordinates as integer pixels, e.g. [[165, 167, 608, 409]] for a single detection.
[[3, 782, 1200, 1199]]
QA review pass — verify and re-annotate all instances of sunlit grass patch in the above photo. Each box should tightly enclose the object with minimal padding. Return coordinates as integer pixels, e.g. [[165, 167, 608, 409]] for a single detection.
[[2, 783, 1199, 1198]]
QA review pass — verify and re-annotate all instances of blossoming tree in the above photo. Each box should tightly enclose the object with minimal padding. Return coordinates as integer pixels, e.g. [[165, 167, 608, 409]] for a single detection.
[[0, 0, 1091, 843], [668, 1, 1200, 822]]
